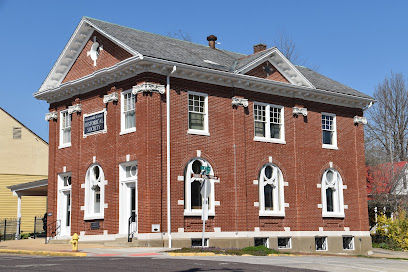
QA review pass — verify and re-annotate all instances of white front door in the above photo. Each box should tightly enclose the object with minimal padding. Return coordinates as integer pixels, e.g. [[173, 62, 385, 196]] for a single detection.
[[59, 190, 71, 236], [119, 181, 137, 235]]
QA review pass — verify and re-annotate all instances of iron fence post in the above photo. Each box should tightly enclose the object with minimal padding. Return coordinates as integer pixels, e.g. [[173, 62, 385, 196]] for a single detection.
[[33, 216, 36, 239], [3, 220, 6, 241]]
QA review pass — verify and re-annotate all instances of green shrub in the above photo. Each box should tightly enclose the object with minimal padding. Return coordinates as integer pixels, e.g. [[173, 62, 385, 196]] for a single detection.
[[20, 233, 31, 239]]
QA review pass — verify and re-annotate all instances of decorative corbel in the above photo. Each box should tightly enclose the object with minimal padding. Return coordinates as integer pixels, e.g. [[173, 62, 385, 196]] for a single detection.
[[293, 107, 308, 116], [354, 116, 367, 125], [132, 82, 166, 95], [68, 104, 82, 114], [45, 111, 58, 121], [103, 92, 119, 104], [231, 97, 248, 108]]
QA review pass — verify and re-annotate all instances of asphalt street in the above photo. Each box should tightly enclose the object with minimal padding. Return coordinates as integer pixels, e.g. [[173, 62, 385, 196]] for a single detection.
[[1, 253, 408, 272], [0, 255, 316, 272]]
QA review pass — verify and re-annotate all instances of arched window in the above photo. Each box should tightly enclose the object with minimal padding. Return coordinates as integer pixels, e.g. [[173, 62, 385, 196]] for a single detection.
[[321, 168, 344, 217], [184, 158, 215, 216], [259, 164, 285, 216], [84, 164, 106, 220]]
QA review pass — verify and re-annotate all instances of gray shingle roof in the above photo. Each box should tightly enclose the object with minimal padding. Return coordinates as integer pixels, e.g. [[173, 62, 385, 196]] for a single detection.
[[295, 66, 373, 99], [85, 17, 373, 100]]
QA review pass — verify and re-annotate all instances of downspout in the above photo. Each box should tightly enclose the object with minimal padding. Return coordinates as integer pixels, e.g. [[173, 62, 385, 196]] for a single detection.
[[167, 65, 177, 248]]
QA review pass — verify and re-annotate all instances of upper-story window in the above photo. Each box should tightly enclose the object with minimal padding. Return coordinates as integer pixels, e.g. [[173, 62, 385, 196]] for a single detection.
[[59, 110, 71, 148], [322, 113, 337, 149], [121, 89, 136, 134], [188, 92, 209, 136], [321, 168, 344, 217], [259, 163, 285, 216], [254, 103, 285, 144]]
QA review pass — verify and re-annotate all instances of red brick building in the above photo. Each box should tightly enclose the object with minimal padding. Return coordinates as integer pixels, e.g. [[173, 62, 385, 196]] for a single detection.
[[34, 17, 374, 253]]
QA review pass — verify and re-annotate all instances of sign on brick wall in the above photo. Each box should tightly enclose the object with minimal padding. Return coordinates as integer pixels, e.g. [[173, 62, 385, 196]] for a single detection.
[[84, 110, 106, 136]]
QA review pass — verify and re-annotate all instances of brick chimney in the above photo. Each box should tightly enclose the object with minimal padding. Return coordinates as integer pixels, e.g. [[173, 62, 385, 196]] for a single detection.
[[207, 35, 217, 49], [253, 44, 267, 54]]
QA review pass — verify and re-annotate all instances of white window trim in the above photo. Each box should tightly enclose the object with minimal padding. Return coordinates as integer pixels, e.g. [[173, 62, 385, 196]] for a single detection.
[[253, 102, 286, 144], [315, 236, 328, 251], [277, 237, 292, 249], [83, 109, 107, 138], [84, 164, 106, 220], [59, 110, 71, 149], [321, 168, 345, 218], [343, 236, 355, 250], [120, 89, 136, 135], [259, 163, 285, 217], [187, 91, 210, 136], [322, 112, 337, 150], [184, 158, 215, 216]]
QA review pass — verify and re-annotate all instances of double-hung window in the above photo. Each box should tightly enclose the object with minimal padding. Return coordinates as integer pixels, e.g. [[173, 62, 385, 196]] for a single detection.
[[188, 92, 209, 135], [254, 103, 285, 144], [322, 113, 337, 149], [59, 110, 71, 148], [121, 90, 136, 134]]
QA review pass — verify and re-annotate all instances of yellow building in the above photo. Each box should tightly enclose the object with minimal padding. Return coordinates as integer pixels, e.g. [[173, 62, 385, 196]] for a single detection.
[[0, 107, 48, 233]]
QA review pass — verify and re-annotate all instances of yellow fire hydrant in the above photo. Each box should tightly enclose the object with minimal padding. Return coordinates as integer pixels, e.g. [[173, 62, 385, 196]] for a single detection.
[[69, 233, 79, 251]]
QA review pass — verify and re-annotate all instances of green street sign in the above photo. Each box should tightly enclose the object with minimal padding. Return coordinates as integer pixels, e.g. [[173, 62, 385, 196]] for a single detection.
[[200, 165, 211, 174]]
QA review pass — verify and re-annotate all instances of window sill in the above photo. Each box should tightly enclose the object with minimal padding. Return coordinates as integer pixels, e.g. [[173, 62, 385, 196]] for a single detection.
[[84, 214, 104, 221], [58, 143, 71, 149], [254, 136, 286, 144], [322, 212, 345, 218], [322, 144, 338, 150], [187, 129, 210, 136], [120, 128, 136, 135], [184, 210, 215, 217], [259, 211, 285, 217]]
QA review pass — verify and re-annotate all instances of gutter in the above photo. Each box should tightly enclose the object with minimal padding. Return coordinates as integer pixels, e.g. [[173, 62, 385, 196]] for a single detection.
[[167, 65, 177, 248], [34, 55, 375, 108]]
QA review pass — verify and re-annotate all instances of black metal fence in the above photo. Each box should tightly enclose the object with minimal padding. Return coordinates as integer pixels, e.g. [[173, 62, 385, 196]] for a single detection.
[[33, 215, 46, 239], [0, 218, 19, 241]]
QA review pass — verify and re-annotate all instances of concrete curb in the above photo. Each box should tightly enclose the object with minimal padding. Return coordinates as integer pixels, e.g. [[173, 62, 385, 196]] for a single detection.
[[168, 252, 216, 256], [0, 249, 87, 257], [167, 252, 300, 257]]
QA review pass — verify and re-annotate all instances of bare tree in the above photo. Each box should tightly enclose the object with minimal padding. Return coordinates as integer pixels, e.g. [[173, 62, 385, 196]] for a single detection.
[[168, 30, 192, 42], [366, 72, 408, 163], [272, 29, 319, 71]]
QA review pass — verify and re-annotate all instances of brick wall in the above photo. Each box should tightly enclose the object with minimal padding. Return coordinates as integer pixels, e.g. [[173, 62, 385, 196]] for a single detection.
[[62, 30, 132, 83], [47, 72, 369, 236]]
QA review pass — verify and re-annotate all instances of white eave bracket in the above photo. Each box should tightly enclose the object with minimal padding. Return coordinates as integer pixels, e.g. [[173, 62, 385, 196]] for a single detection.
[[354, 116, 367, 125], [132, 82, 165, 95]]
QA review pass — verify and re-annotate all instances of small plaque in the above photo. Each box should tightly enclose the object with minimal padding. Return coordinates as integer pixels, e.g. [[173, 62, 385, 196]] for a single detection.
[[84, 112, 105, 136], [90, 222, 100, 230]]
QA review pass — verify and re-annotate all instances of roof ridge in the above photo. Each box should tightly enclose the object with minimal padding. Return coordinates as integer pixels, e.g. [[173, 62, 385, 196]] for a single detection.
[[84, 16, 246, 58]]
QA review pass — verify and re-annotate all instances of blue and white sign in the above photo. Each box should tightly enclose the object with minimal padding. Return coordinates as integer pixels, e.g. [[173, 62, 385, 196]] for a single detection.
[[84, 110, 106, 136]]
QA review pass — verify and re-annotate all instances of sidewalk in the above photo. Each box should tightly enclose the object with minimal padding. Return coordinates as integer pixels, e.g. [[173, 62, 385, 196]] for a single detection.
[[0, 238, 167, 257], [1, 238, 408, 259], [370, 248, 408, 259]]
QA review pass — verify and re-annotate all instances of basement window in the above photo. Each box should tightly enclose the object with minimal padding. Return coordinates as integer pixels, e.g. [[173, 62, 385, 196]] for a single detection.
[[315, 237, 327, 251], [192, 238, 208, 247], [13, 127, 22, 139], [254, 237, 268, 247], [343, 236, 354, 250], [277, 237, 291, 249]]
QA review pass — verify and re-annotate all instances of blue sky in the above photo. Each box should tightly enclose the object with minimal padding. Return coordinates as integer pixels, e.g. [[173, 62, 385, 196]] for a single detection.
[[0, 0, 406, 142]]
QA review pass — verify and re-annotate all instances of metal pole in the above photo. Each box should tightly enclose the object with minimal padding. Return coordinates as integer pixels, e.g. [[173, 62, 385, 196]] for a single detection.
[[34, 216, 37, 239], [3, 220, 6, 241]]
